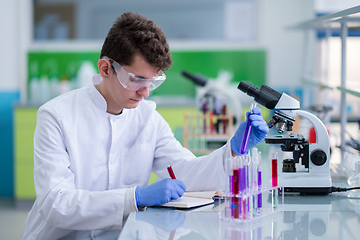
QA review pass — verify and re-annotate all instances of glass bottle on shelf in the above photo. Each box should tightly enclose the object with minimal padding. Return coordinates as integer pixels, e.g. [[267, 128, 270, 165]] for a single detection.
[[348, 161, 360, 187], [347, 161, 360, 213]]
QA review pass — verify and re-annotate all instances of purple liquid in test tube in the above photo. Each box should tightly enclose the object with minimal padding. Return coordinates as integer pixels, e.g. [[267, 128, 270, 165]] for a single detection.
[[257, 151, 262, 209], [245, 159, 250, 214], [239, 102, 257, 155], [258, 168, 262, 208], [239, 157, 247, 219]]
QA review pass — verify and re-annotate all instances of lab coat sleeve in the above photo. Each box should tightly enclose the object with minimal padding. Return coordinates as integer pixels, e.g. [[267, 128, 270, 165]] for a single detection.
[[151, 111, 228, 191], [33, 107, 135, 230]]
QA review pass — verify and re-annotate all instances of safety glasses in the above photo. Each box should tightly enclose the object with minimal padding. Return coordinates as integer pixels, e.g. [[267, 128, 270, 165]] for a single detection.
[[102, 56, 166, 91]]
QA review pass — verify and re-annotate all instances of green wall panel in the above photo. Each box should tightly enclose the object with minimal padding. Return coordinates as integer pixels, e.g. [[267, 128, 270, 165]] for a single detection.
[[15, 165, 36, 199], [154, 50, 265, 97], [28, 49, 266, 99], [14, 107, 38, 199]]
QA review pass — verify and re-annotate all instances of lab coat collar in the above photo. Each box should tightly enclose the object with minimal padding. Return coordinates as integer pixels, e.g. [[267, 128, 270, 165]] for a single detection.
[[88, 74, 128, 117], [88, 74, 108, 113]]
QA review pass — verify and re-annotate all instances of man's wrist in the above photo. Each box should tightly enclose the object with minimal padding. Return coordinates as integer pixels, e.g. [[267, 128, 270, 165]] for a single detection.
[[134, 187, 139, 206], [134, 187, 147, 211]]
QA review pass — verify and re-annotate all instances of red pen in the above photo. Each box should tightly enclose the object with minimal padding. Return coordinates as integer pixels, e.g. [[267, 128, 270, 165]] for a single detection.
[[168, 230, 176, 240], [167, 165, 176, 179], [167, 166, 177, 239]]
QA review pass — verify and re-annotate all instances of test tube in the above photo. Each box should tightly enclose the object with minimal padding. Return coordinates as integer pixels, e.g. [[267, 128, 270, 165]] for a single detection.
[[209, 110, 214, 134], [240, 156, 248, 220], [202, 100, 207, 133], [245, 155, 251, 217], [225, 156, 233, 218], [225, 157, 233, 194], [239, 102, 257, 155], [215, 97, 221, 133], [196, 116, 204, 150], [198, 113, 206, 150], [187, 117, 193, 150], [232, 157, 240, 219], [257, 151, 262, 209], [193, 117, 198, 150], [222, 104, 227, 133], [251, 149, 259, 191], [272, 152, 278, 188], [251, 148, 259, 214], [272, 152, 278, 209], [245, 155, 250, 192]]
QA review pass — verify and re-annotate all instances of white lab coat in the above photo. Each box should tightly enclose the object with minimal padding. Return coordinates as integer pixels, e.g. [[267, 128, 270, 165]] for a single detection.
[[21, 75, 229, 240]]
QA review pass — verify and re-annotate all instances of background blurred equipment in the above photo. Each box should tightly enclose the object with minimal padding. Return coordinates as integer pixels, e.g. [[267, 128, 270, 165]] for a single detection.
[[238, 80, 332, 195], [182, 70, 243, 131], [183, 111, 233, 155]]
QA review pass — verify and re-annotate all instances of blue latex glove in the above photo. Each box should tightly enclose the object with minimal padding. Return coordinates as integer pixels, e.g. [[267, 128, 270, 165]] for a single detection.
[[135, 178, 186, 207], [230, 107, 269, 155]]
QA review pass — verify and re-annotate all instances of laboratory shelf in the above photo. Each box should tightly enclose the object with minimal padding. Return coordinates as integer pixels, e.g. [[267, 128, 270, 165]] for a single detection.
[[292, 5, 360, 29], [301, 78, 334, 89], [293, 5, 360, 165], [336, 86, 360, 98]]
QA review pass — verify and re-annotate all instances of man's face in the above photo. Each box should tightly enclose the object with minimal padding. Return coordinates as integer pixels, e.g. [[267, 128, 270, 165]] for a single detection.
[[106, 54, 160, 112]]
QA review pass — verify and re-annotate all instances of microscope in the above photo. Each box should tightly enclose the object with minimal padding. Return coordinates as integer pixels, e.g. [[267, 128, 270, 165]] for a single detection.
[[182, 70, 243, 130], [238, 81, 332, 195]]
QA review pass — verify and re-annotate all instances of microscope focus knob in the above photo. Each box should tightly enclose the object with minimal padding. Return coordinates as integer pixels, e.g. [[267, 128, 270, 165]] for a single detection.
[[311, 150, 327, 166]]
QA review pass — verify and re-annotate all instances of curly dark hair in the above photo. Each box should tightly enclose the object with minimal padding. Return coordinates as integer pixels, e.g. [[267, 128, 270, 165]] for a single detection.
[[100, 12, 172, 72]]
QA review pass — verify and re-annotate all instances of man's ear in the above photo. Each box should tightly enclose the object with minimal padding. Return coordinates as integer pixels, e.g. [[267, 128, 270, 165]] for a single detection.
[[98, 59, 113, 78]]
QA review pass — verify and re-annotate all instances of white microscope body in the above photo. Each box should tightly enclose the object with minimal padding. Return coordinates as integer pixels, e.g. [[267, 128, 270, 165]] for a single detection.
[[273, 93, 332, 192], [238, 81, 332, 194]]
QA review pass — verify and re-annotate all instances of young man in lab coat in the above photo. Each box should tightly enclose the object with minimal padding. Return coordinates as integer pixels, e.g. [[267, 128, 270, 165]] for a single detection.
[[21, 12, 268, 239]]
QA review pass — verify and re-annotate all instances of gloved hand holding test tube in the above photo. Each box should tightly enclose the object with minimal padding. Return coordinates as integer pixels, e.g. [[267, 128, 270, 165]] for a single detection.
[[239, 102, 257, 218], [230, 102, 268, 156], [240, 102, 257, 154]]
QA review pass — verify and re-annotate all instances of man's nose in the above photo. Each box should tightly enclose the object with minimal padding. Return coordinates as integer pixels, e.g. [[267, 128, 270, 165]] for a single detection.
[[136, 87, 150, 98]]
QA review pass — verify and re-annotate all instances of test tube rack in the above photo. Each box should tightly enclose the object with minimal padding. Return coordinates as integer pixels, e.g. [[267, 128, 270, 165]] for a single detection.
[[183, 111, 233, 155], [220, 152, 284, 223], [219, 207, 283, 240]]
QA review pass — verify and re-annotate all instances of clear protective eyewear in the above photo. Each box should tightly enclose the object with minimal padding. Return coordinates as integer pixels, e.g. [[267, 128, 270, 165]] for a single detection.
[[103, 56, 166, 91]]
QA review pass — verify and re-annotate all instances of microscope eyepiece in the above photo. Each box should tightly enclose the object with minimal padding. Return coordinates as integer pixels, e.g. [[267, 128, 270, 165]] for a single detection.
[[182, 70, 208, 87], [237, 81, 282, 109], [237, 81, 261, 99]]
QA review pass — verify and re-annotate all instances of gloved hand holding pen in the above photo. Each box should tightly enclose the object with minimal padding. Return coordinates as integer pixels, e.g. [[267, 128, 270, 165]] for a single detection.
[[230, 107, 269, 156], [135, 178, 186, 207]]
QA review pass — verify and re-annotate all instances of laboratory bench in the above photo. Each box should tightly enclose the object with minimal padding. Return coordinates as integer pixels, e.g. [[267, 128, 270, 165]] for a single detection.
[[6, 183, 360, 240], [116, 182, 360, 240], [57, 184, 360, 240]]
